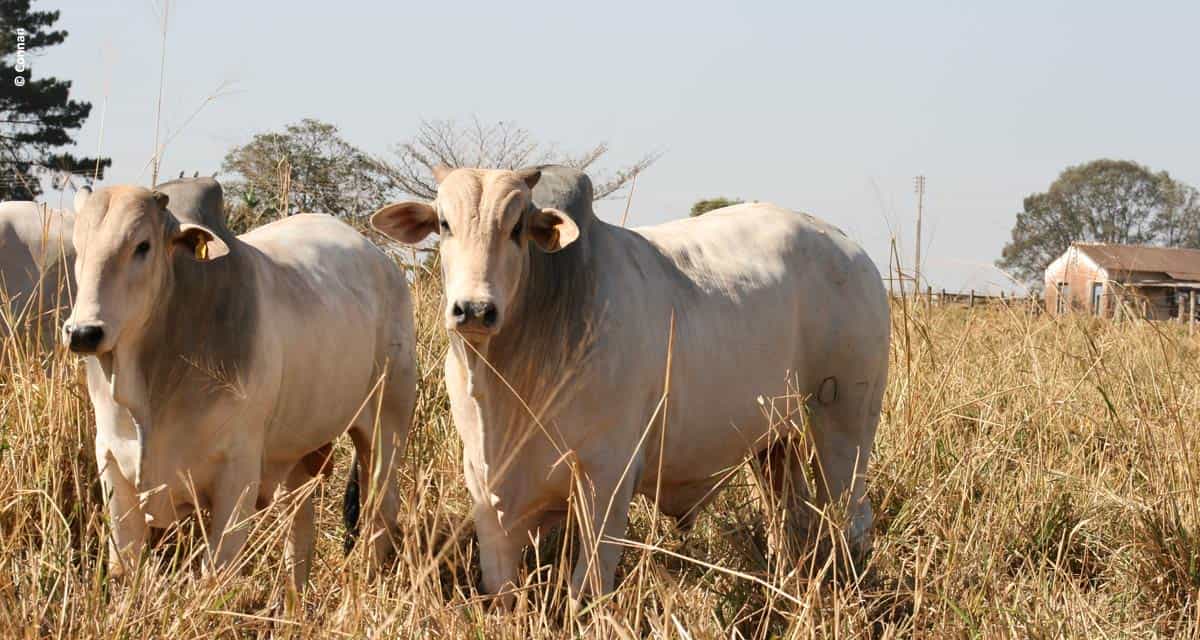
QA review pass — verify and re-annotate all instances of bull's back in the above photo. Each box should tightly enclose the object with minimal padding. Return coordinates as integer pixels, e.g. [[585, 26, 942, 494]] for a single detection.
[[635, 203, 887, 367], [242, 213, 407, 314]]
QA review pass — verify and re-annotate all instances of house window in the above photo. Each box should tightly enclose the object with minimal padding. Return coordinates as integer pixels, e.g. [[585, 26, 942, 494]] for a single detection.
[[1057, 282, 1070, 313], [1091, 283, 1103, 315]]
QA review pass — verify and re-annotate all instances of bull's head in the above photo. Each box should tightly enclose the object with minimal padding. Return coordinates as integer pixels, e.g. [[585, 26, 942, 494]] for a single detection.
[[372, 167, 578, 341], [64, 186, 228, 355]]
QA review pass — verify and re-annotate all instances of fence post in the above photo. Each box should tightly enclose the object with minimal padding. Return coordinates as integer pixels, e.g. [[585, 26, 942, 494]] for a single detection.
[[1191, 291, 1196, 334], [926, 285, 932, 309]]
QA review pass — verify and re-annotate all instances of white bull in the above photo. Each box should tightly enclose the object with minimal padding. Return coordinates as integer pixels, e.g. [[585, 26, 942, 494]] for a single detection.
[[371, 166, 890, 598], [65, 186, 416, 588]]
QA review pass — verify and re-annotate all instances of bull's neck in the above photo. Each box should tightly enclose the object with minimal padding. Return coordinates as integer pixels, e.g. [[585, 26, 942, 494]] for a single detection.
[[130, 239, 259, 408], [458, 225, 608, 452], [453, 337, 559, 492]]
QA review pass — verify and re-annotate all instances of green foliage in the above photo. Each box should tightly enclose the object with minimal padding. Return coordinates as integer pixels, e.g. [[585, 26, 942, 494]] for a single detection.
[[0, 0, 109, 200], [220, 118, 391, 224], [690, 197, 743, 217], [998, 159, 1200, 282]]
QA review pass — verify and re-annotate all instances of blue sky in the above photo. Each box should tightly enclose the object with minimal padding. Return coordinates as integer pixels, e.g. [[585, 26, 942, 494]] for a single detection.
[[26, 1, 1200, 292]]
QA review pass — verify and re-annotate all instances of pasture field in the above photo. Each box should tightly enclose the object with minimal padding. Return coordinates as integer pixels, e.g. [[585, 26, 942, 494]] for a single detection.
[[3, 275, 1200, 638]]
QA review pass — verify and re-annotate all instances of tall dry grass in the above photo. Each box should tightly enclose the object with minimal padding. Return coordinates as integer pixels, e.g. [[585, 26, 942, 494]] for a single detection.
[[3, 273, 1200, 638]]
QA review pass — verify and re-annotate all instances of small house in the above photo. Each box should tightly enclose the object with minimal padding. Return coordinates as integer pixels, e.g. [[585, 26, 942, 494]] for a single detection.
[[1044, 243, 1200, 320]]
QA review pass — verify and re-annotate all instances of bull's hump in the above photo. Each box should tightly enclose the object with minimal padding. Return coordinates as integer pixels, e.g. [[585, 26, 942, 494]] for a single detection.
[[156, 176, 225, 230], [529, 165, 595, 229]]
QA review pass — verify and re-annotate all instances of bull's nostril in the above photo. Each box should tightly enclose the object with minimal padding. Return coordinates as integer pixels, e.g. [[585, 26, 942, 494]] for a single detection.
[[453, 300, 498, 330], [69, 325, 104, 353], [480, 304, 498, 328], [451, 301, 469, 325]]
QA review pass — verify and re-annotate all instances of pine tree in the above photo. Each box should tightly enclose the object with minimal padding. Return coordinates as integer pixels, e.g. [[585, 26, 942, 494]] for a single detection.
[[0, 0, 109, 200]]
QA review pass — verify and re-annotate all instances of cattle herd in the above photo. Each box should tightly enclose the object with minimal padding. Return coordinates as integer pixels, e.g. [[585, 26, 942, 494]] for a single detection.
[[0, 166, 890, 602]]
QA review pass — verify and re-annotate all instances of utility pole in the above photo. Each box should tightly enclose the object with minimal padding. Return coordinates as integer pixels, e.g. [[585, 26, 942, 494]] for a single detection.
[[150, 0, 169, 186], [913, 175, 926, 292]]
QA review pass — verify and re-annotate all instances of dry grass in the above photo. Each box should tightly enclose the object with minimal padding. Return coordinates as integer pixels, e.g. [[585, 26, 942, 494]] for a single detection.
[[3, 274, 1200, 638]]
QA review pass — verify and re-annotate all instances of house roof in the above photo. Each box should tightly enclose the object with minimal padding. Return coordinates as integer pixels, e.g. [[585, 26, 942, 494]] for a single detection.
[[1074, 243, 1200, 280]]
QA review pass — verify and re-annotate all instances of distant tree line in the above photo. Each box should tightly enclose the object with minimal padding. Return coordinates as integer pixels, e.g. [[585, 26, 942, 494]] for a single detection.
[[2, 0, 713, 231], [218, 117, 663, 233], [999, 159, 1200, 282]]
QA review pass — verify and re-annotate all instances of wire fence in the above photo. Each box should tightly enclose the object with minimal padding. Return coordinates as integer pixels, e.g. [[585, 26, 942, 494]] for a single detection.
[[890, 286, 1038, 310]]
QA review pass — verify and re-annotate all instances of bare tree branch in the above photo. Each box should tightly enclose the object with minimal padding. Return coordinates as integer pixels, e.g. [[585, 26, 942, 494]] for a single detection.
[[591, 151, 663, 200], [378, 118, 660, 201]]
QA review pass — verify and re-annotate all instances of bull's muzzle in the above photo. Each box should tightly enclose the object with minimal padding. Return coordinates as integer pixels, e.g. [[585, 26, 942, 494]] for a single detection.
[[64, 322, 106, 354], [449, 299, 499, 335]]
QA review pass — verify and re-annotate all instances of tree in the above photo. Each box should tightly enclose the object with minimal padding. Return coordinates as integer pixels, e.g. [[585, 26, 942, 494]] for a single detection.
[[690, 197, 743, 217], [380, 117, 660, 200], [0, 0, 109, 200], [1155, 180, 1200, 248], [220, 119, 391, 226], [997, 159, 1200, 282]]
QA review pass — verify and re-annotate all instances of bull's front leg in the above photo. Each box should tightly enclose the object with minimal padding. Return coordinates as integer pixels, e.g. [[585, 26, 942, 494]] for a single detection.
[[474, 501, 528, 605], [98, 449, 148, 578], [206, 455, 262, 573], [809, 379, 881, 556], [570, 466, 640, 600]]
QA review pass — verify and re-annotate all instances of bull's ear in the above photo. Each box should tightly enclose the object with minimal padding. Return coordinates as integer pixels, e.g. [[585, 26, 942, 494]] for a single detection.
[[171, 223, 229, 261], [372, 201, 438, 244], [516, 167, 541, 189], [529, 208, 579, 253], [432, 165, 454, 184], [152, 190, 169, 210]]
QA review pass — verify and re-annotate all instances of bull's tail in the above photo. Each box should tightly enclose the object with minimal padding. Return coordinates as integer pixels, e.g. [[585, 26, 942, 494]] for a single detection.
[[342, 457, 361, 555]]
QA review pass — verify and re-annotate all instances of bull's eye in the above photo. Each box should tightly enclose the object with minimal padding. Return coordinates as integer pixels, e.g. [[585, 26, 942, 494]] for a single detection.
[[439, 218, 451, 235], [134, 241, 151, 258], [511, 218, 523, 244]]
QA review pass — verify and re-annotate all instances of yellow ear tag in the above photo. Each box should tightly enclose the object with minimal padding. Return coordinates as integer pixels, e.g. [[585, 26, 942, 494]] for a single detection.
[[195, 240, 208, 261]]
